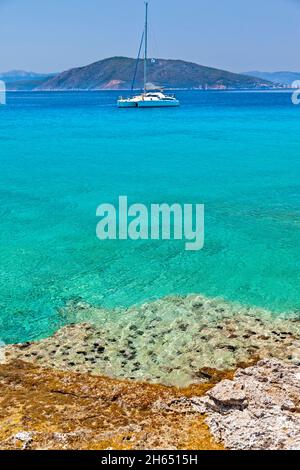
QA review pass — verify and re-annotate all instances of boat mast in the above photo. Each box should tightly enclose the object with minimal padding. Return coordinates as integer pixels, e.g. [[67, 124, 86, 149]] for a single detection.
[[144, 1, 148, 93]]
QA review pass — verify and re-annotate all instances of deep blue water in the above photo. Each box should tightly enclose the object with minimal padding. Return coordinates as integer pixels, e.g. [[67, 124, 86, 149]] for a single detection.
[[1, 90, 300, 343]]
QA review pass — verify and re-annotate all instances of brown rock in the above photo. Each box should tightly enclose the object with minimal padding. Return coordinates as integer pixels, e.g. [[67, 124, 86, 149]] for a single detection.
[[0, 360, 223, 451]]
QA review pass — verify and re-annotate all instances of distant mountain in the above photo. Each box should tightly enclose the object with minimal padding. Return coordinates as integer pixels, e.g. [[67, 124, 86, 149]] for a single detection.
[[0, 70, 55, 82], [5, 77, 54, 91], [0, 70, 57, 91], [38, 57, 272, 91], [243, 71, 300, 87]]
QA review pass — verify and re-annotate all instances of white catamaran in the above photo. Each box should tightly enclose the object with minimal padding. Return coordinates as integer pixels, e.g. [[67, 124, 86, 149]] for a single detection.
[[117, 2, 180, 108]]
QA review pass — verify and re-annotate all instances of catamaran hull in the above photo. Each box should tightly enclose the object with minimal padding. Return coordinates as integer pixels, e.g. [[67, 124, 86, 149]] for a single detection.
[[117, 101, 138, 108], [138, 100, 180, 108], [118, 99, 180, 108]]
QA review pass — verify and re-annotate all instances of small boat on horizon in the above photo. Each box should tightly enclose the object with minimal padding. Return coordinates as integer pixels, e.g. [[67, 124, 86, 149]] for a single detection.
[[117, 2, 180, 108]]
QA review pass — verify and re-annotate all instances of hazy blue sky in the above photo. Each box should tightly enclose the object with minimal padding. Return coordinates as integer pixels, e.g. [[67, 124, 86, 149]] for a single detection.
[[0, 0, 299, 73]]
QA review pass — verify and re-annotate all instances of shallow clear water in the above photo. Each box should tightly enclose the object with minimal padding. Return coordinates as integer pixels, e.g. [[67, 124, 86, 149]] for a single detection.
[[1, 90, 300, 343]]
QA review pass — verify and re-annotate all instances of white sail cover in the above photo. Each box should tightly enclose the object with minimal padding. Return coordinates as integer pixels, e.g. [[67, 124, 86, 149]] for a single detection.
[[145, 82, 163, 91]]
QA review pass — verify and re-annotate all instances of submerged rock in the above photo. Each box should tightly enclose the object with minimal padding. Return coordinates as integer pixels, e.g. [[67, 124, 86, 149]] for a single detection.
[[4, 295, 300, 387]]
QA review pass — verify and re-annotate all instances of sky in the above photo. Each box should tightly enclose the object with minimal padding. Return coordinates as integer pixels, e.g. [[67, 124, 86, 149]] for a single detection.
[[0, 0, 299, 74]]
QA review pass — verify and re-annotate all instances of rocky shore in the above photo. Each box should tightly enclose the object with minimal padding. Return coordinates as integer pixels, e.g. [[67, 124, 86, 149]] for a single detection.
[[169, 359, 300, 450], [1, 294, 300, 450], [1, 358, 299, 450], [202, 359, 300, 450], [0, 360, 224, 450]]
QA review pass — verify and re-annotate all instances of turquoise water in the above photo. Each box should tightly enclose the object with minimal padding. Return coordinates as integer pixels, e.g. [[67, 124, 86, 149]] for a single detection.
[[1, 90, 300, 343]]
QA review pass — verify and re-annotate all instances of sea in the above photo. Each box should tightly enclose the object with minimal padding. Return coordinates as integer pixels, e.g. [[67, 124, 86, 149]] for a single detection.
[[1, 90, 300, 344]]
